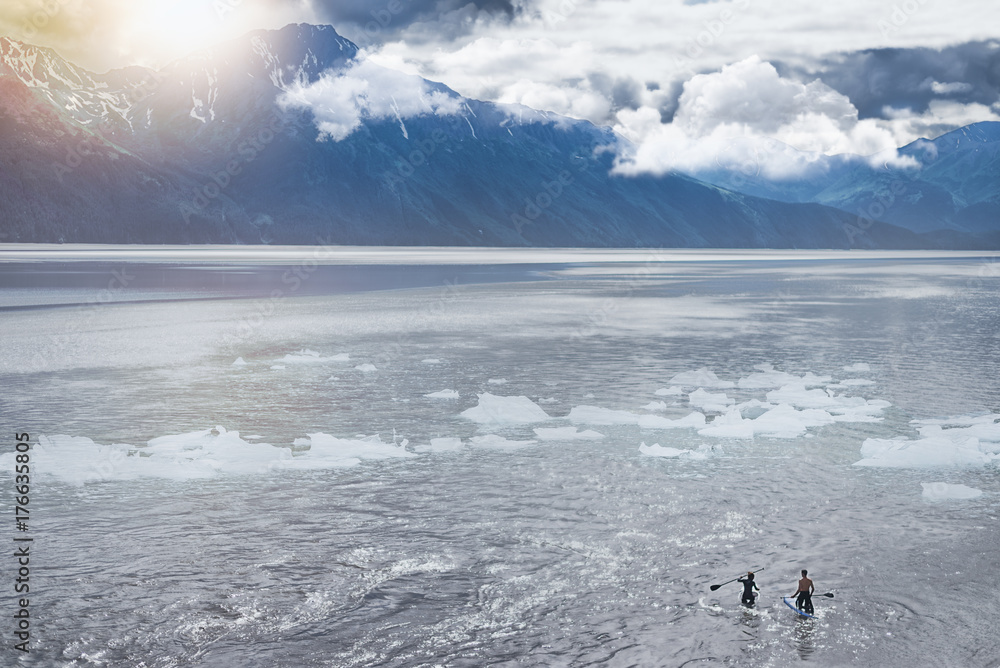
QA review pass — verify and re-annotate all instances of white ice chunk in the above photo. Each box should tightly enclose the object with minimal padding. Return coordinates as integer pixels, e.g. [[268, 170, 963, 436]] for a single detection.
[[655, 386, 683, 396], [488, 378, 507, 385], [751, 404, 835, 437], [460, 393, 551, 424], [280, 349, 350, 363], [469, 434, 537, 449], [9, 429, 295, 484], [425, 389, 459, 399], [758, 383, 891, 422], [854, 436, 996, 468], [737, 364, 831, 389], [911, 414, 1000, 429], [533, 427, 605, 441], [355, 363, 378, 372], [291, 432, 414, 468], [698, 404, 835, 439], [414, 437, 464, 453], [232, 357, 247, 366], [698, 409, 755, 439], [642, 401, 668, 411], [668, 368, 734, 388], [638, 442, 712, 460], [688, 388, 735, 412], [914, 418, 1000, 444], [638, 412, 707, 430], [921, 482, 983, 500], [568, 405, 640, 425], [270, 365, 286, 370], [843, 363, 871, 372]]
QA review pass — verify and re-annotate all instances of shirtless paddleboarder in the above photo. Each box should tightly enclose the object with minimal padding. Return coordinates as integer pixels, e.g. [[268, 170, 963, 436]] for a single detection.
[[792, 569, 815, 614]]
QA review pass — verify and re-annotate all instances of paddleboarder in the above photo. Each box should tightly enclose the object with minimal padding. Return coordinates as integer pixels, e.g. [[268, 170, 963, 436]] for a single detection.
[[792, 569, 814, 615], [737, 571, 759, 607]]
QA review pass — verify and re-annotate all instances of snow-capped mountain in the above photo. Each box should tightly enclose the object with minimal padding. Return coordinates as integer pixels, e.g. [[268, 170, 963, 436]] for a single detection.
[[689, 122, 1000, 245], [0, 24, 970, 247]]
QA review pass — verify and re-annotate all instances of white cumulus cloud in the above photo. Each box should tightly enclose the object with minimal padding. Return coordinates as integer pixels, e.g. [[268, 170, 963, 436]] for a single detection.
[[612, 56, 918, 178], [278, 58, 465, 141]]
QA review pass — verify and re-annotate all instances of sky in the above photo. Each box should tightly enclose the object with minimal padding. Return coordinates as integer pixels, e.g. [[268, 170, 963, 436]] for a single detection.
[[3, 0, 1000, 176]]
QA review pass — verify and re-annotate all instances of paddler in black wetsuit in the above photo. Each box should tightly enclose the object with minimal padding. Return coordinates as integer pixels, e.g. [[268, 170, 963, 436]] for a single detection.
[[737, 571, 759, 607], [792, 569, 814, 614]]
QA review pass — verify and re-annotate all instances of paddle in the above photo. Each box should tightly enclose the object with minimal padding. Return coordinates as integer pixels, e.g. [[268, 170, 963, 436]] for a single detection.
[[709, 567, 764, 591]]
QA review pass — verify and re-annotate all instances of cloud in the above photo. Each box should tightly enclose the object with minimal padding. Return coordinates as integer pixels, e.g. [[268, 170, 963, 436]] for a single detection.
[[306, 0, 521, 47], [369, 35, 679, 127], [612, 56, 916, 179], [277, 58, 464, 141], [881, 99, 1000, 146], [784, 41, 1000, 120]]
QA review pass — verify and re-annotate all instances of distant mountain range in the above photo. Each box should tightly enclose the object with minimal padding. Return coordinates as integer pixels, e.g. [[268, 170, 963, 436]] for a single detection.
[[689, 122, 1000, 247], [0, 24, 996, 248]]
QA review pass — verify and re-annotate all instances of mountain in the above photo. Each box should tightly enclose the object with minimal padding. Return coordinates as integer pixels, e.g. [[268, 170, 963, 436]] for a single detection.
[[689, 123, 1000, 245], [0, 24, 955, 247]]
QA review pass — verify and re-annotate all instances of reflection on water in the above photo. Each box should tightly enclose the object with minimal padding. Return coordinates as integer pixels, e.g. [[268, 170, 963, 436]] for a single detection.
[[793, 617, 818, 660]]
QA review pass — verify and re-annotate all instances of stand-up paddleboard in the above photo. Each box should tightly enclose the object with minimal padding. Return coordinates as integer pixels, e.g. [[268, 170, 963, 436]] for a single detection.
[[783, 597, 817, 619]]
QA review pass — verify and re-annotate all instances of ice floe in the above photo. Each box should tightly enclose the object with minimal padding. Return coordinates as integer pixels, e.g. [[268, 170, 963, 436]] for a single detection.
[[668, 368, 734, 389], [568, 405, 641, 425], [232, 357, 247, 366], [855, 437, 996, 468], [921, 482, 983, 500], [638, 412, 707, 430], [290, 432, 414, 467], [688, 388, 734, 412], [469, 434, 537, 449], [655, 386, 683, 396], [425, 389, 459, 399], [0, 428, 424, 485], [642, 401, 668, 411], [460, 393, 551, 424], [414, 437, 464, 453], [638, 442, 716, 460], [737, 364, 831, 389], [699, 404, 836, 439], [533, 427, 604, 441], [854, 414, 1000, 468]]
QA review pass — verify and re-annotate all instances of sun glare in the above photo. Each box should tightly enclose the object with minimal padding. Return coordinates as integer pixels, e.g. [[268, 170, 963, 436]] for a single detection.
[[128, 0, 233, 64]]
